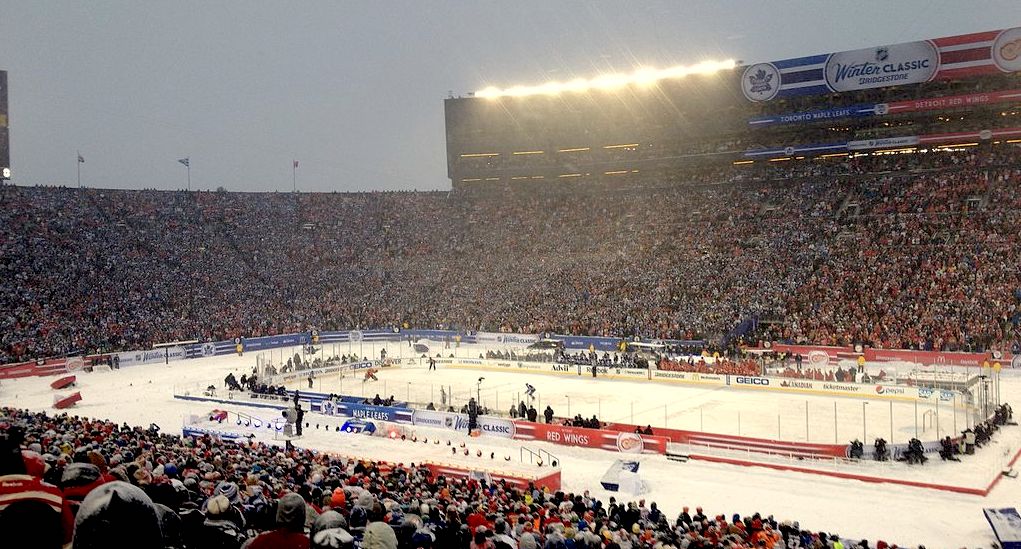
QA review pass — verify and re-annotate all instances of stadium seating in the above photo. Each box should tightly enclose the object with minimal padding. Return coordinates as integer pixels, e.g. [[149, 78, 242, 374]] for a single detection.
[[0, 406, 895, 548], [0, 147, 1018, 364]]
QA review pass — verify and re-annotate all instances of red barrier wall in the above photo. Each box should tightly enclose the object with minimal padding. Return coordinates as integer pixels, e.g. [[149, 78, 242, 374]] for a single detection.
[[425, 463, 561, 492], [512, 421, 669, 455], [0, 359, 68, 380], [600, 422, 849, 458]]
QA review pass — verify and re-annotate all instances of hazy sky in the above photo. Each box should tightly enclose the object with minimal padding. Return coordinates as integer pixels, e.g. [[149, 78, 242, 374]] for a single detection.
[[2, 1, 1019, 192]]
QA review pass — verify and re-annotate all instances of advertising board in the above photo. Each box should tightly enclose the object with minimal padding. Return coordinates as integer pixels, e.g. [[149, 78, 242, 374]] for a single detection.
[[742, 28, 1018, 102], [512, 421, 668, 454], [333, 402, 414, 424], [412, 410, 516, 438]]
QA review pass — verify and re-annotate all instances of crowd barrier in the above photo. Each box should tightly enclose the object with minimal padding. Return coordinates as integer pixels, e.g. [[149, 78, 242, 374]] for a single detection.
[[5, 324, 1011, 381], [267, 360, 376, 385], [0, 358, 71, 379], [599, 422, 850, 459]]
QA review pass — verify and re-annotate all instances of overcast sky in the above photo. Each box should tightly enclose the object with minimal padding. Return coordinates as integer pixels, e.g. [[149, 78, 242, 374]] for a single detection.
[[2, 1, 1019, 192]]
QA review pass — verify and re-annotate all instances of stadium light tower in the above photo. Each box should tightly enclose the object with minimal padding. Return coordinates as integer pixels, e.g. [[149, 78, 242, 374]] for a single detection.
[[475, 59, 736, 99]]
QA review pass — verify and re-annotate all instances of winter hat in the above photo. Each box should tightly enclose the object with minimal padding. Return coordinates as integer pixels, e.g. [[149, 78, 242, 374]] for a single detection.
[[215, 480, 241, 504], [519, 532, 539, 549], [331, 487, 347, 508], [73, 481, 163, 549], [206, 494, 232, 516], [311, 510, 355, 549], [276, 492, 307, 532], [363, 521, 399, 549], [18, 449, 46, 476]]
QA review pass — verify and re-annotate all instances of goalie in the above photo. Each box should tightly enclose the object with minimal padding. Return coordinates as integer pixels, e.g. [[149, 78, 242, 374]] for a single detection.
[[363, 367, 379, 382]]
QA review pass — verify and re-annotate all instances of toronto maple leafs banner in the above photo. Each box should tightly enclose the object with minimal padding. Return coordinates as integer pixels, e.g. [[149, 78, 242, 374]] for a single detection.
[[748, 104, 879, 127]]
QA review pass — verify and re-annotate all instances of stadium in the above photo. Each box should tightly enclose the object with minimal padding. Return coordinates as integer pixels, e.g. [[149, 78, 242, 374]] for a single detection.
[[2, 11, 1021, 549]]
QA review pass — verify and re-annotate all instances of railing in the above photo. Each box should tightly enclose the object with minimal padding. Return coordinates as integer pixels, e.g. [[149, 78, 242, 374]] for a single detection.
[[520, 447, 560, 467]]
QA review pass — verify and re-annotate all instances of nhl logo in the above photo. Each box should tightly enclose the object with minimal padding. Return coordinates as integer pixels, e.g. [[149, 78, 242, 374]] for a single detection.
[[875, 47, 889, 62]]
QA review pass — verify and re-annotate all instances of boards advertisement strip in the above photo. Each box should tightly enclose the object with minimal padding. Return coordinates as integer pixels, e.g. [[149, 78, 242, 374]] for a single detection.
[[115, 346, 186, 367], [512, 421, 668, 455], [412, 409, 516, 438], [332, 402, 414, 424]]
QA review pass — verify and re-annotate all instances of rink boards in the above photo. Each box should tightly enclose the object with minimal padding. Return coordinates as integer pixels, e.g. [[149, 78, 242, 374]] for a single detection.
[[430, 357, 959, 403]]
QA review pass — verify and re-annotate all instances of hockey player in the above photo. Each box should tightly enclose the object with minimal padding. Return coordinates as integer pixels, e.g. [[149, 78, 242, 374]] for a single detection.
[[363, 367, 379, 382], [524, 383, 536, 401]]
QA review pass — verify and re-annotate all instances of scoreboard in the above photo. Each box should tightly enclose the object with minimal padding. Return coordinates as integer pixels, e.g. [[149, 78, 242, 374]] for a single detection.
[[0, 71, 7, 180]]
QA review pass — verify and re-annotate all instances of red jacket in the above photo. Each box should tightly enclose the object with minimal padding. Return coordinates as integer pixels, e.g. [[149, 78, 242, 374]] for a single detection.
[[246, 529, 310, 549]]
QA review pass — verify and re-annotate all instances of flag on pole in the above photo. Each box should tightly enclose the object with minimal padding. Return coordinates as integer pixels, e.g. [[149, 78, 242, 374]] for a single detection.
[[178, 158, 190, 167], [77, 153, 85, 164], [293, 160, 299, 169]]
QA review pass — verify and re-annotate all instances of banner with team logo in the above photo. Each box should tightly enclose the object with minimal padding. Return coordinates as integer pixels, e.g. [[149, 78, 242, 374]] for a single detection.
[[748, 88, 1021, 127], [512, 421, 668, 454], [748, 104, 879, 127], [742, 27, 1021, 102]]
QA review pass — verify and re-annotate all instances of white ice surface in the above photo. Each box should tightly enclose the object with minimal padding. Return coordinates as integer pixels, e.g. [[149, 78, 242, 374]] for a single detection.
[[3, 343, 1019, 548]]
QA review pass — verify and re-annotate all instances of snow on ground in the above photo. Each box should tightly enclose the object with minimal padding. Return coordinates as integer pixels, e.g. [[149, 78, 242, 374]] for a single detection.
[[3, 345, 1019, 548]]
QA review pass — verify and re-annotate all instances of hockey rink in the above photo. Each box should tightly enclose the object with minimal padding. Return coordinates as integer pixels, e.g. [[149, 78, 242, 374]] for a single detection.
[[3, 343, 1020, 547]]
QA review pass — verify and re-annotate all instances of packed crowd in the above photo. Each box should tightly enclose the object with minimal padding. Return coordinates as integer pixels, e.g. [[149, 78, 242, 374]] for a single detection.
[[656, 358, 760, 377], [774, 367, 888, 384], [1, 407, 913, 548], [0, 147, 1018, 364]]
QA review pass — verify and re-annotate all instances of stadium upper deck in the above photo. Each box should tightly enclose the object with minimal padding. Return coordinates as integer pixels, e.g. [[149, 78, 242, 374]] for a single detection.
[[445, 27, 1021, 188]]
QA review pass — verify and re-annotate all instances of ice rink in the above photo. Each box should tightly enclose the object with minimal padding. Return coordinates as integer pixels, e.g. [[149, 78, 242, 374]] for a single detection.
[[265, 340, 979, 446], [4, 343, 1020, 547]]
